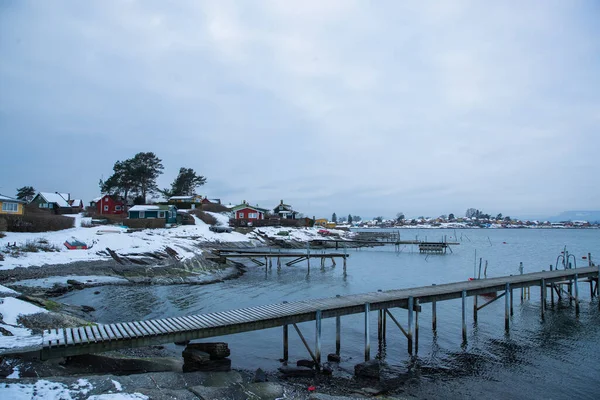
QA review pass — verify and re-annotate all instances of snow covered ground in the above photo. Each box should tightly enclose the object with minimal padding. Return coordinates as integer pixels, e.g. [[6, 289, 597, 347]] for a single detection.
[[0, 214, 250, 270], [0, 377, 149, 399]]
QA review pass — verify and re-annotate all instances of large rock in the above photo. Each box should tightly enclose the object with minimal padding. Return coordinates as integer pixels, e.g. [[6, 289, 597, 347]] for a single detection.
[[297, 359, 316, 369], [354, 359, 381, 380], [182, 348, 210, 363], [278, 365, 316, 378], [253, 367, 268, 382], [186, 342, 230, 359], [183, 358, 231, 372]]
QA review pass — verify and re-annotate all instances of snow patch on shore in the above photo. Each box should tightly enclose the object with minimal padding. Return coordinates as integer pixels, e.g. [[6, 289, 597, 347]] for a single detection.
[[13, 275, 129, 289], [0, 297, 48, 325]]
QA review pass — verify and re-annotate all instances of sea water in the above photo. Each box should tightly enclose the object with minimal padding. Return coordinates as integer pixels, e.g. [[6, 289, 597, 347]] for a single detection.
[[60, 228, 600, 398]]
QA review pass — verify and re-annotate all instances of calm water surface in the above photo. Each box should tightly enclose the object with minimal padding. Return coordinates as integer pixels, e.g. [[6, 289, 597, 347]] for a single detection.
[[60, 229, 600, 399]]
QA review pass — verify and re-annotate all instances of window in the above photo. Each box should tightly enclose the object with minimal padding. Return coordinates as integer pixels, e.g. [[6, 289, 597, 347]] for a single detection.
[[239, 212, 244, 218], [248, 212, 258, 219], [158, 211, 165, 218], [2, 202, 18, 212], [115, 205, 122, 211], [139, 211, 145, 218], [104, 205, 109, 211]]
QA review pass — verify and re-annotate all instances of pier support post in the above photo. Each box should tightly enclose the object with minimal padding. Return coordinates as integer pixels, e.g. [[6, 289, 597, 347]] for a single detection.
[[510, 284, 514, 316], [408, 297, 414, 355], [574, 274, 580, 316], [519, 262, 524, 303], [431, 285, 437, 332], [383, 308, 387, 341], [541, 279, 546, 321], [377, 309, 382, 342], [315, 310, 322, 365], [364, 303, 371, 361], [415, 299, 420, 355], [461, 290, 467, 344], [473, 294, 478, 323], [283, 324, 288, 362], [505, 283, 510, 331], [550, 283, 555, 307], [335, 295, 341, 355]]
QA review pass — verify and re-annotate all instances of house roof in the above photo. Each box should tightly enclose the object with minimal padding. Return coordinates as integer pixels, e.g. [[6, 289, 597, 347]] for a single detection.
[[91, 196, 103, 202], [71, 199, 83, 205], [0, 194, 26, 203], [232, 203, 269, 212], [37, 192, 71, 208], [168, 195, 202, 200], [129, 205, 174, 212]]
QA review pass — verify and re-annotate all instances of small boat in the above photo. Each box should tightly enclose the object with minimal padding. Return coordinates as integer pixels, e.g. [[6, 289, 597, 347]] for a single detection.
[[64, 239, 88, 250]]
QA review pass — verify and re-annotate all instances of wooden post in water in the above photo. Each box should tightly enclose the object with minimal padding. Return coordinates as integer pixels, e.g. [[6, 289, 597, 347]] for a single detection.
[[540, 279, 546, 320], [315, 310, 322, 365], [519, 262, 524, 303], [364, 303, 371, 361], [431, 284, 437, 331], [415, 298, 420, 355], [407, 296, 414, 355], [510, 284, 514, 316], [335, 295, 341, 355], [473, 293, 478, 323], [505, 283, 510, 331], [461, 290, 467, 344], [550, 281, 555, 307], [283, 301, 289, 362], [307, 242, 311, 270], [383, 308, 387, 341], [574, 274, 580, 316]]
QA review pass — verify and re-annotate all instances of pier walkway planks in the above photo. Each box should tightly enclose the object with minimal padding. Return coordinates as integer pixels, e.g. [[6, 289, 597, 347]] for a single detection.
[[1, 266, 596, 360]]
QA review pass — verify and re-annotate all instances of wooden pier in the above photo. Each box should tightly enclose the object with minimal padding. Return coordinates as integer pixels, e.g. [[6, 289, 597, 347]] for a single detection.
[[2, 265, 597, 365], [210, 248, 349, 272], [309, 239, 459, 253]]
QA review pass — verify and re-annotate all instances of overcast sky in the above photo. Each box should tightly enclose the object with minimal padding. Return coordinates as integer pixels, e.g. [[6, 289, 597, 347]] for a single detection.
[[1, 1, 598, 220]]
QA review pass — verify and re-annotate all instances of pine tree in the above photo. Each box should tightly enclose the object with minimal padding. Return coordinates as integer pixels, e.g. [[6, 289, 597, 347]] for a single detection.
[[16, 186, 36, 202], [332, 212, 337, 223]]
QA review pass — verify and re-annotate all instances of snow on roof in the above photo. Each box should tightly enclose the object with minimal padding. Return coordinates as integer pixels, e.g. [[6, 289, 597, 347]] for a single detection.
[[169, 195, 197, 200], [128, 205, 160, 211], [38, 192, 71, 208], [71, 199, 83, 205], [91, 197, 103, 202], [0, 194, 25, 203]]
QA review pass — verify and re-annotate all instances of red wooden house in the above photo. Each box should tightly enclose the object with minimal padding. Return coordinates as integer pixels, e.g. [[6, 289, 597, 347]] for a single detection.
[[231, 201, 268, 221], [91, 195, 125, 215]]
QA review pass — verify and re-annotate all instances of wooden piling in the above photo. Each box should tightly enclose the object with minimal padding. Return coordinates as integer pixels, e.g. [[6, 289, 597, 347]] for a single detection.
[[550, 282, 555, 307], [574, 274, 580, 316], [335, 295, 341, 355], [461, 290, 467, 343], [432, 284, 437, 331], [541, 279, 546, 320], [510, 284, 514, 316], [315, 310, 322, 364], [473, 294, 478, 323], [364, 303, 370, 361], [519, 262, 524, 303], [283, 300, 289, 362], [505, 283, 510, 331], [408, 296, 414, 355], [377, 309, 382, 342], [415, 298, 420, 355]]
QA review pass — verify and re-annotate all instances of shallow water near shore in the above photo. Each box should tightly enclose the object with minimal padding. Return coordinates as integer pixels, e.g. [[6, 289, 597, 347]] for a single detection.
[[59, 229, 600, 399]]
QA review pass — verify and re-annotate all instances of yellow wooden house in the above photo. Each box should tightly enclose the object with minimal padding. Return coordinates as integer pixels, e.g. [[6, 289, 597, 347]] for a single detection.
[[0, 194, 26, 216]]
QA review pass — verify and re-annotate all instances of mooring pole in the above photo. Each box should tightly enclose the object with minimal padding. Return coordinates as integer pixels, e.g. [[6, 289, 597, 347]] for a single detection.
[[383, 308, 387, 341], [407, 296, 414, 355], [315, 310, 322, 364], [307, 242, 311, 270], [574, 274, 580, 316], [461, 290, 467, 343], [364, 303, 371, 361], [551, 282, 555, 307], [540, 279, 546, 320], [505, 283, 510, 331], [414, 298, 420, 355]]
